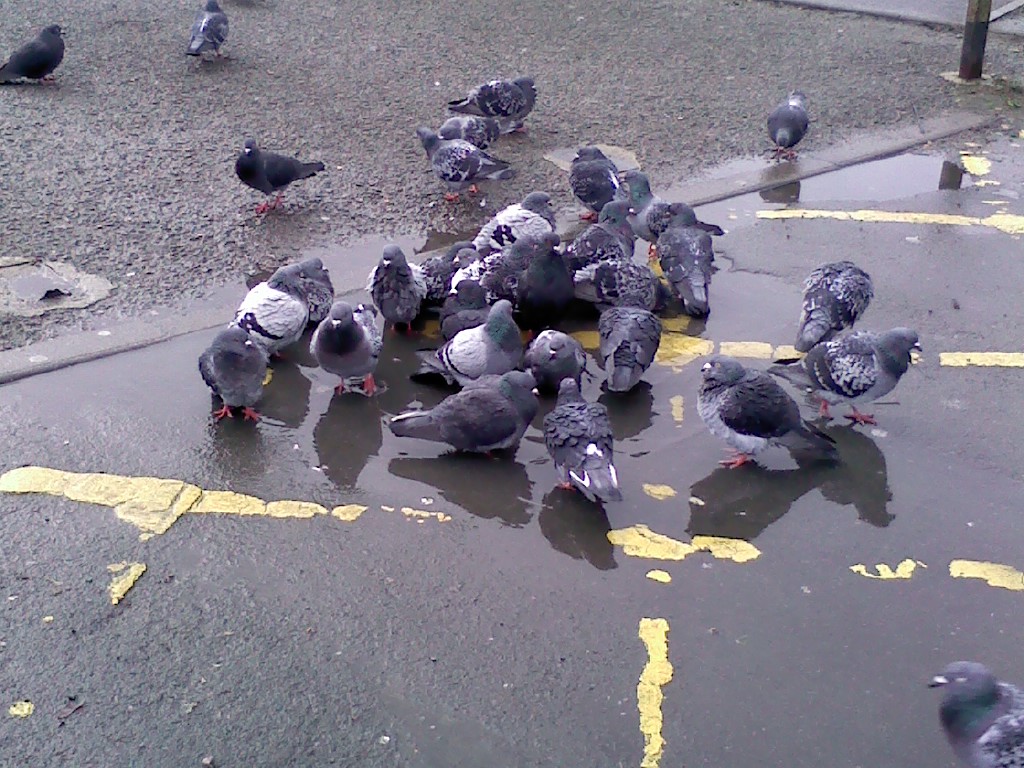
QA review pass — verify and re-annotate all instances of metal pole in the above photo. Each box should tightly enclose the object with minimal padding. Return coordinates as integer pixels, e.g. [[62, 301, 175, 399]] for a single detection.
[[959, 0, 993, 80]]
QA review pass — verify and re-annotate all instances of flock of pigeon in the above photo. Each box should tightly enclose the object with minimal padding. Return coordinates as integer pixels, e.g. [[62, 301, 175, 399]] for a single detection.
[[2, 7, 1014, 766]]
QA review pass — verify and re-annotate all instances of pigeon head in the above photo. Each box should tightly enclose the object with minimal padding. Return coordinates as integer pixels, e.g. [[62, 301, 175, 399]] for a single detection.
[[443, 241, 475, 263], [454, 279, 486, 307], [205, 0, 223, 11], [788, 91, 809, 109], [665, 202, 698, 229], [380, 245, 409, 271], [453, 248, 480, 270], [43, 24, 63, 38], [573, 146, 607, 163], [296, 256, 331, 285], [416, 127, 440, 157], [498, 370, 540, 418], [700, 356, 747, 386], [242, 139, 259, 156], [514, 76, 537, 107], [267, 264, 308, 299], [880, 327, 921, 358], [327, 301, 355, 328], [521, 191, 552, 214], [930, 661, 1005, 740], [219, 325, 256, 353], [555, 377, 584, 403], [598, 199, 634, 226], [621, 170, 652, 202], [484, 300, 522, 350]]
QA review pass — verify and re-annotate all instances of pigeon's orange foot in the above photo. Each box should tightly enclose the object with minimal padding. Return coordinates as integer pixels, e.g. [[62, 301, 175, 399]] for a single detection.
[[580, 211, 598, 222], [468, 184, 479, 195], [241, 407, 261, 422], [334, 382, 348, 395], [719, 452, 754, 469], [362, 374, 377, 396], [213, 405, 233, 421], [255, 201, 272, 214], [845, 407, 877, 426], [557, 482, 574, 490], [443, 192, 460, 202], [818, 400, 833, 420]]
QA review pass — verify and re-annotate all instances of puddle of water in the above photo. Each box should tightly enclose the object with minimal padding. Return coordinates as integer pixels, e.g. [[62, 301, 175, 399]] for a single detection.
[[9, 273, 75, 302]]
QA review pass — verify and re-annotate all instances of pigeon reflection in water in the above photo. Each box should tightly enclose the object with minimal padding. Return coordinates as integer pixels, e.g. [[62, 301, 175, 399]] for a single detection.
[[314, 395, 384, 490], [538, 488, 616, 571], [251, 360, 312, 429], [596, 382, 655, 441]]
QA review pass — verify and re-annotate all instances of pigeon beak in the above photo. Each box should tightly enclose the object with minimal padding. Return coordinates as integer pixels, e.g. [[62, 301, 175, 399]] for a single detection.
[[701, 362, 712, 372], [928, 675, 949, 688], [244, 340, 253, 347], [331, 319, 342, 328], [531, 387, 540, 395], [382, 258, 392, 267], [912, 341, 923, 351], [628, 208, 636, 215]]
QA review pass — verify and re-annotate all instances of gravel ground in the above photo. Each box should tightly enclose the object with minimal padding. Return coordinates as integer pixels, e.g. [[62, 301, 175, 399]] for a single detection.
[[0, 0, 1022, 350]]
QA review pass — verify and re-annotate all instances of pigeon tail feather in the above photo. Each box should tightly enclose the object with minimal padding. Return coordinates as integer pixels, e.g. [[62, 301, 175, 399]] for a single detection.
[[389, 412, 441, 441]]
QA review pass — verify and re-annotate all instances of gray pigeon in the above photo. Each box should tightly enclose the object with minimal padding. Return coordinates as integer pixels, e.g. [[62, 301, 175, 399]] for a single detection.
[[622, 172, 723, 259], [440, 279, 489, 341], [234, 139, 325, 214], [525, 330, 587, 394], [233, 263, 310, 357], [0, 25, 64, 83], [416, 127, 515, 201], [413, 299, 523, 387], [795, 261, 874, 352], [438, 115, 500, 150], [647, 200, 724, 241], [187, 0, 228, 57], [310, 301, 383, 395], [563, 200, 636, 274], [480, 232, 572, 328], [767, 91, 810, 161], [573, 258, 663, 312], [447, 76, 538, 134], [367, 245, 427, 331], [472, 191, 556, 255], [198, 326, 267, 422], [770, 328, 920, 424], [295, 256, 334, 323], [569, 146, 623, 221], [657, 223, 715, 317], [930, 661, 1024, 768], [697, 355, 838, 468], [420, 241, 471, 306], [389, 370, 539, 454], [598, 306, 662, 393], [543, 378, 622, 503], [447, 247, 485, 294]]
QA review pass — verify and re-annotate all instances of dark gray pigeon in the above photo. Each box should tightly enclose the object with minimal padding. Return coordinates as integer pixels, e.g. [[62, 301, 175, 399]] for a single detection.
[[657, 223, 715, 317], [770, 328, 920, 424], [310, 301, 383, 395], [413, 299, 523, 387], [472, 191, 556, 254], [416, 127, 515, 201], [622, 172, 723, 257], [525, 330, 587, 394], [367, 245, 427, 331], [514, 233, 575, 332], [573, 258, 663, 312], [187, 0, 228, 57], [295, 256, 334, 324], [647, 200, 724, 241], [447, 76, 537, 134], [233, 263, 310, 357], [795, 260, 874, 352], [598, 306, 662, 393], [697, 355, 838, 468], [563, 200, 636, 274], [0, 25, 64, 84], [199, 326, 267, 422], [234, 139, 325, 214], [767, 91, 810, 161], [389, 370, 539, 454], [438, 115, 500, 150], [440, 279, 489, 341], [569, 146, 623, 222], [543, 378, 622, 503], [420, 241, 471, 306], [479, 232, 550, 305], [929, 661, 1024, 768]]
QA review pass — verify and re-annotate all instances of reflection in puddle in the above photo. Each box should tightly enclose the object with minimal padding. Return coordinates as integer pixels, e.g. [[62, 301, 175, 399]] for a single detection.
[[538, 488, 616, 570], [314, 395, 384, 490]]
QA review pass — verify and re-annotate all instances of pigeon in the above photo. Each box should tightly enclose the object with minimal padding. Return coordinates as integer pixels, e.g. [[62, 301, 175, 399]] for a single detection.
[[514, 233, 575, 332], [447, 247, 486, 293], [389, 370, 539, 454], [438, 115, 500, 150], [543, 378, 622, 502], [569, 146, 622, 222], [769, 328, 920, 424], [233, 263, 310, 357], [573, 259, 663, 312], [563, 200, 636, 274], [525, 330, 587, 394], [657, 223, 715, 316], [413, 299, 523, 387], [0, 25, 64, 84], [794, 261, 874, 352], [471, 191, 556, 255], [768, 91, 810, 161], [416, 127, 515, 202], [647, 200, 724, 241], [929, 661, 1024, 768], [187, 0, 228, 57], [294, 256, 334, 324], [234, 139, 325, 214], [198, 326, 267, 422], [439, 279, 489, 341], [598, 307, 662, 393], [367, 245, 426, 331], [697, 355, 838, 468], [447, 77, 537, 134], [310, 301, 383, 395], [621, 172, 724, 258], [420, 241, 471, 306], [479, 233, 549, 305]]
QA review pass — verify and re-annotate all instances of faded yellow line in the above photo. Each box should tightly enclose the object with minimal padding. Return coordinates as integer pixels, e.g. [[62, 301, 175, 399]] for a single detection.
[[960, 153, 991, 176], [940, 352, 1024, 367], [638, 618, 673, 768], [646, 570, 672, 584], [757, 208, 1024, 236], [669, 395, 684, 425], [400, 506, 453, 523], [608, 524, 760, 563], [719, 341, 773, 359], [8, 702, 33, 718], [642, 484, 677, 501], [950, 559, 1024, 590], [108, 562, 146, 605], [850, 559, 923, 580]]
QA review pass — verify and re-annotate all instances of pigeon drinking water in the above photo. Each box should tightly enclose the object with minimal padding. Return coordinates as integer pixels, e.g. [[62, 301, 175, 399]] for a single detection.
[[563, 200, 636, 274], [598, 306, 662, 393], [198, 326, 267, 422], [656, 220, 715, 317], [232, 263, 310, 357], [525, 330, 587, 394], [794, 260, 874, 352], [367, 245, 427, 332], [0, 25, 64, 84], [310, 301, 383, 395], [187, 0, 228, 58], [621, 171, 723, 260], [767, 91, 810, 161], [416, 127, 515, 202], [234, 139, 325, 214], [447, 77, 537, 134]]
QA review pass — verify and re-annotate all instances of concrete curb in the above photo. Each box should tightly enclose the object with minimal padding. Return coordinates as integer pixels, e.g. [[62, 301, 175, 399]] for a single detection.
[[0, 109, 998, 387], [767, 0, 1024, 35]]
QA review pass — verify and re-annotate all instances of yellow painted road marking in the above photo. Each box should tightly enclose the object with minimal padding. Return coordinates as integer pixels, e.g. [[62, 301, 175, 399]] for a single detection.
[[950, 559, 1024, 590], [8, 701, 33, 718], [400, 506, 453, 523], [757, 208, 1024, 236], [669, 395, 684, 425], [608, 524, 760, 563], [719, 341, 774, 359], [262, 369, 273, 386], [850, 559, 924, 579], [655, 337, 714, 369], [107, 562, 146, 605], [646, 570, 672, 584], [960, 153, 992, 176], [569, 329, 600, 349], [638, 618, 673, 768], [940, 352, 1024, 367], [642, 484, 677, 501]]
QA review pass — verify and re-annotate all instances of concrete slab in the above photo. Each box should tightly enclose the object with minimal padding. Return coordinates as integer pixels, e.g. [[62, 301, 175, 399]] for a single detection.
[[771, 0, 1024, 30]]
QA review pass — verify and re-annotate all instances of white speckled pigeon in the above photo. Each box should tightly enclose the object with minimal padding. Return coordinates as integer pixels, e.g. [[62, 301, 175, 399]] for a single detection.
[[563, 200, 636, 274], [929, 661, 1024, 768], [413, 299, 523, 387], [416, 127, 515, 202], [657, 221, 715, 317], [389, 370, 539, 454], [569, 146, 623, 222], [233, 263, 310, 357], [438, 115, 500, 150], [234, 139, 325, 214], [525, 330, 587, 394], [447, 247, 485, 294], [768, 91, 810, 161], [310, 301, 383, 395], [447, 77, 537, 134], [199, 326, 267, 422], [770, 327, 920, 424], [472, 191, 556, 255], [573, 259, 663, 312], [598, 306, 662, 393], [295, 256, 334, 323], [420, 241, 472, 306], [440, 279, 489, 341], [698, 355, 838, 468], [367, 245, 427, 331], [187, 0, 228, 57], [544, 378, 622, 502], [0, 25, 64, 83], [795, 260, 874, 352]]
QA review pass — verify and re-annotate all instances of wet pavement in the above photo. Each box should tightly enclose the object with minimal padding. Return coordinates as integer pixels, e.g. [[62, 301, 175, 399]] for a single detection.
[[4, 137, 1024, 767]]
